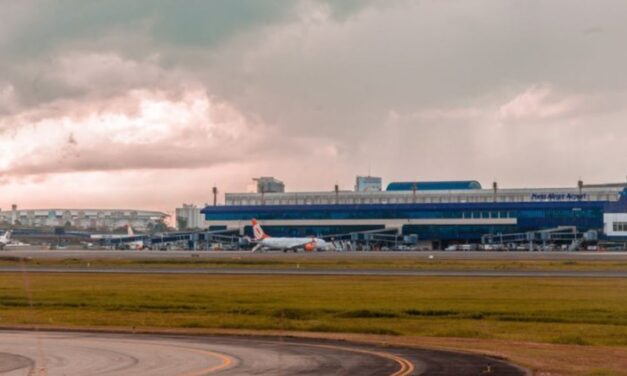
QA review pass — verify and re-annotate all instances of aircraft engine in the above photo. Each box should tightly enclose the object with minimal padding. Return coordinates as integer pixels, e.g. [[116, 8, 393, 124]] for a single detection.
[[304, 242, 315, 252]]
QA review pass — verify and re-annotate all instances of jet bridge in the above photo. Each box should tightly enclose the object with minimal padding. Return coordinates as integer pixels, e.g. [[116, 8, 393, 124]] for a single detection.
[[321, 227, 419, 250], [160, 229, 242, 250], [481, 226, 597, 251], [96, 228, 242, 250]]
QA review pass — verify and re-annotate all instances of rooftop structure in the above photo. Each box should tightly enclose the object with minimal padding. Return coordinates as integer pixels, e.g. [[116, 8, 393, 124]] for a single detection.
[[253, 177, 285, 193], [223, 185, 621, 206], [355, 176, 382, 192]]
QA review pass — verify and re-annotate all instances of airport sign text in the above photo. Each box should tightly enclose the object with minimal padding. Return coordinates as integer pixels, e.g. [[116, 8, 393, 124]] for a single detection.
[[531, 193, 587, 201]]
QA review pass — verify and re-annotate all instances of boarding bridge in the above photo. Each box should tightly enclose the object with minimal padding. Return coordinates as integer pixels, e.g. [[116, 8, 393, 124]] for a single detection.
[[188, 229, 242, 250], [322, 227, 419, 250], [99, 228, 243, 250], [481, 226, 597, 251]]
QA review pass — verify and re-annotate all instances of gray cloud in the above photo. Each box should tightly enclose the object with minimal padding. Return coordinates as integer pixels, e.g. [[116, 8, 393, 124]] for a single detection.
[[1, 0, 627, 210], [181, 0, 627, 159], [0, 1, 385, 109]]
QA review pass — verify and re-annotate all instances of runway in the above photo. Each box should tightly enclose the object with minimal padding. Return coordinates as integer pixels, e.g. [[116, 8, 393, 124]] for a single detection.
[[0, 330, 525, 375], [3, 249, 626, 277], [3, 249, 627, 260], [1, 266, 627, 277]]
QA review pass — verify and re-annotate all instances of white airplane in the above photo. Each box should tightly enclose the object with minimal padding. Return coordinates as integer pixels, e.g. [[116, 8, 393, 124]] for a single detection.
[[0, 230, 12, 250], [250, 219, 330, 252], [91, 225, 145, 250], [123, 225, 145, 250]]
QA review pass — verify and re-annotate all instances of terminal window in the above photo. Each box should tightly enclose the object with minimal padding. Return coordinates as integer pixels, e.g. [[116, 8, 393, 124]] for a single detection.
[[613, 222, 627, 232]]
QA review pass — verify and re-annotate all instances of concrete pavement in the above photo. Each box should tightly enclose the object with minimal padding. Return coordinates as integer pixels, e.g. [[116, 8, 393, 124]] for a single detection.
[[0, 330, 526, 375]]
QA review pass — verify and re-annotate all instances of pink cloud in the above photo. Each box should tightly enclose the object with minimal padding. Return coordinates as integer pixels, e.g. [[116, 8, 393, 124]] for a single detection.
[[497, 84, 583, 123], [0, 88, 264, 177]]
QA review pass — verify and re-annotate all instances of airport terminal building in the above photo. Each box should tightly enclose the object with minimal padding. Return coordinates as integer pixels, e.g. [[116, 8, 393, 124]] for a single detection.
[[200, 177, 627, 248]]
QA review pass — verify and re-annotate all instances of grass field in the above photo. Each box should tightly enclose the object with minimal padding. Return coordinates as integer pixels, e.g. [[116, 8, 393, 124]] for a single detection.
[[1, 273, 626, 347], [3, 272, 627, 375], [2, 254, 627, 271]]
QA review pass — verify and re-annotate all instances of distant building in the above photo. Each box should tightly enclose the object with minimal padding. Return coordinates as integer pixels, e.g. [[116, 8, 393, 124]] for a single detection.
[[175, 204, 209, 230], [11, 204, 17, 225], [355, 176, 382, 192], [0, 208, 167, 231], [253, 177, 285, 193]]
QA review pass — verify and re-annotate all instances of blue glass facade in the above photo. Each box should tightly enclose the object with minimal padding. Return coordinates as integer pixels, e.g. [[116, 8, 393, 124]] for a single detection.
[[403, 224, 518, 241], [606, 189, 627, 213]]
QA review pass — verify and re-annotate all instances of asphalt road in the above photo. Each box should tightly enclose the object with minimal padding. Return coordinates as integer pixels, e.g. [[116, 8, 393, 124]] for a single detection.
[[0, 330, 526, 375], [3, 249, 627, 260], [1, 266, 626, 277]]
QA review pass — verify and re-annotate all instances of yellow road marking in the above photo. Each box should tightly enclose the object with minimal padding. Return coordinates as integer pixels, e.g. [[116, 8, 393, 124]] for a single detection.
[[2, 333, 413, 375], [261, 340, 415, 376], [85, 336, 414, 375], [85, 338, 236, 376], [175, 346, 234, 376]]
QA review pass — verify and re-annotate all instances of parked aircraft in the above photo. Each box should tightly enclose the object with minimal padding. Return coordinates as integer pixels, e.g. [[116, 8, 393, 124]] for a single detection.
[[0, 230, 12, 250], [90, 225, 145, 250], [122, 225, 146, 250], [250, 219, 330, 252]]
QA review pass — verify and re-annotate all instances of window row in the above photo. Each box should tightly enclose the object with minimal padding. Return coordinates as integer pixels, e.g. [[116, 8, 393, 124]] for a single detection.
[[226, 194, 615, 206], [613, 222, 627, 232], [207, 210, 518, 221]]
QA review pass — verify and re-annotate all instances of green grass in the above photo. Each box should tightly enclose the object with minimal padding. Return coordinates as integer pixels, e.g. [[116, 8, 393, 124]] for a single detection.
[[1, 273, 627, 346]]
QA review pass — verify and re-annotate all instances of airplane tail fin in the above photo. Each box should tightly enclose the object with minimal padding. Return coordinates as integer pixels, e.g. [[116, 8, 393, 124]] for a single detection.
[[127, 225, 134, 236], [252, 218, 268, 241], [1, 230, 11, 242]]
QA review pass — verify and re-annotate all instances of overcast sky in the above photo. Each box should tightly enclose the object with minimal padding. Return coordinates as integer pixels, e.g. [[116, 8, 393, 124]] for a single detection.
[[1, 0, 626, 213]]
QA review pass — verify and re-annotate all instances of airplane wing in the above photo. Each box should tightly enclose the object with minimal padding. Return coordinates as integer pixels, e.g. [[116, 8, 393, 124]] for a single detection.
[[285, 244, 305, 250], [287, 239, 319, 250]]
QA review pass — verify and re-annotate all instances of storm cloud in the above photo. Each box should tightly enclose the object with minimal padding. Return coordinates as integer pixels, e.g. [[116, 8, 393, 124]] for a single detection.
[[1, 0, 626, 212]]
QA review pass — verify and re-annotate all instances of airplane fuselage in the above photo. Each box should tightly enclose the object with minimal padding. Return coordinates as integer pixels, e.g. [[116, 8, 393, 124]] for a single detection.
[[255, 237, 328, 252], [125, 240, 145, 250]]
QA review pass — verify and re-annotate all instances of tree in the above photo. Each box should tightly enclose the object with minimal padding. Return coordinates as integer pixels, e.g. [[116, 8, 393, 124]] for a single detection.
[[177, 216, 188, 230], [152, 220, 168, 233]]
